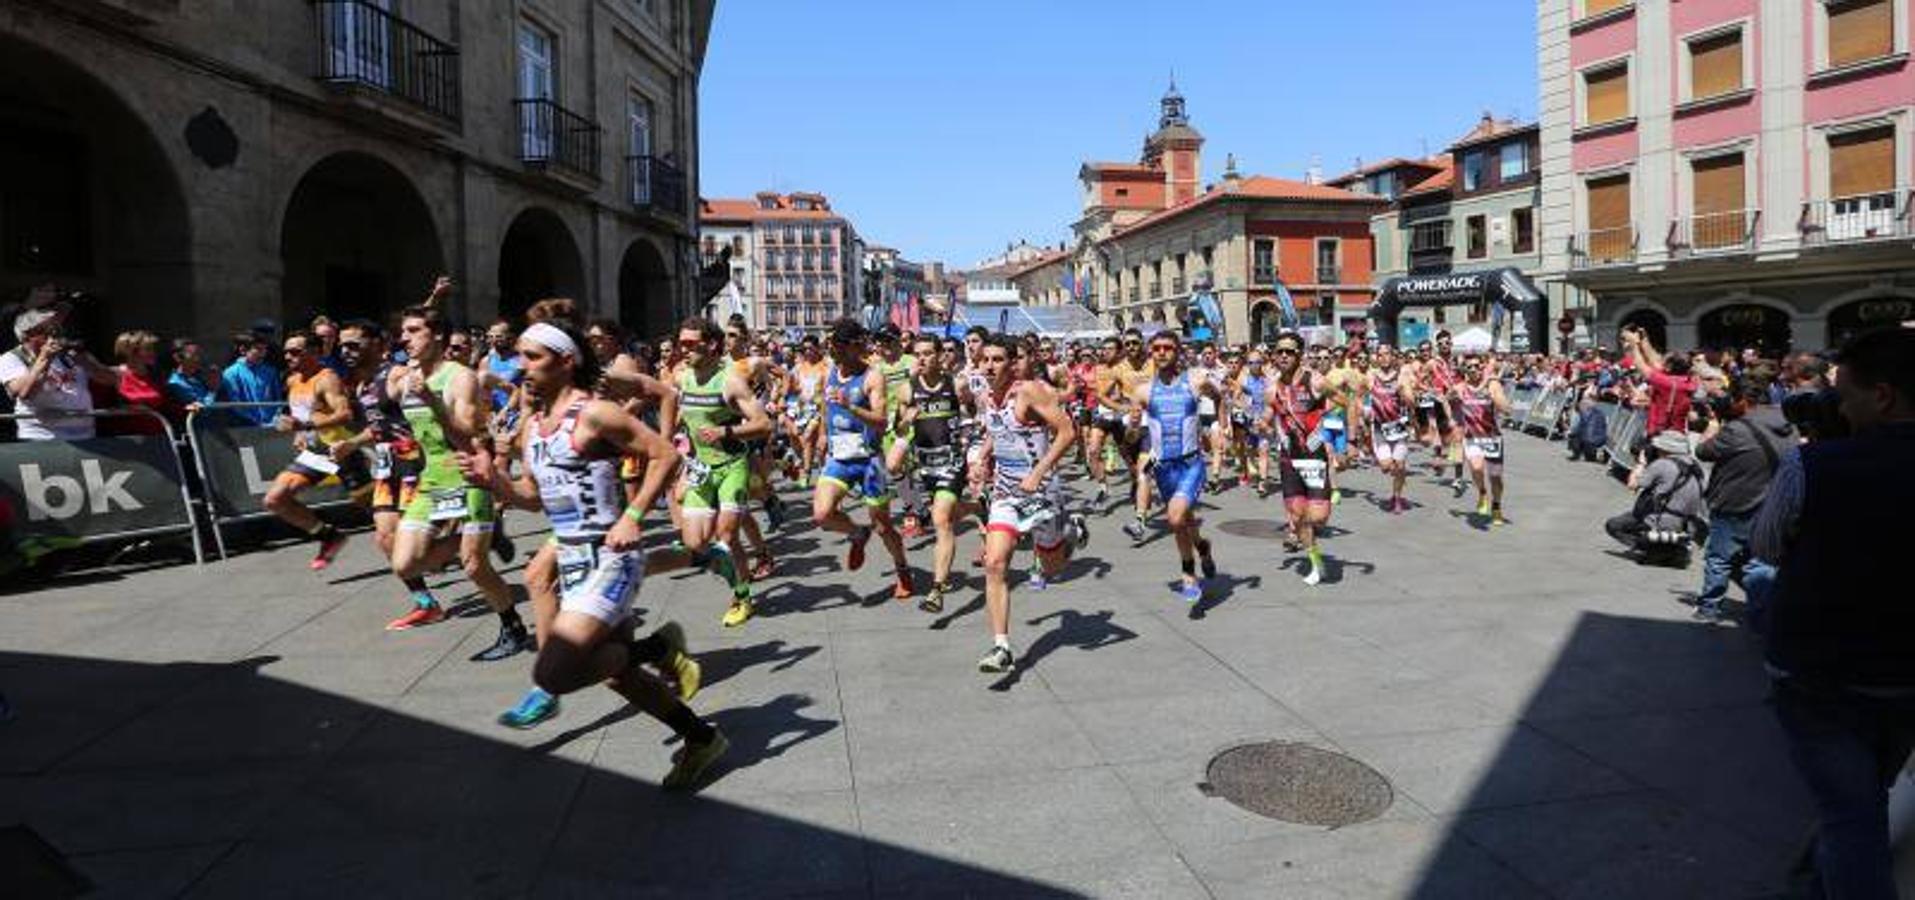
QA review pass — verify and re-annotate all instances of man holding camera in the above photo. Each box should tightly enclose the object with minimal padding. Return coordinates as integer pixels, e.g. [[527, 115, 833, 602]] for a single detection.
[[3, 297, 118, 441], [1689, 372, 1793, 623]]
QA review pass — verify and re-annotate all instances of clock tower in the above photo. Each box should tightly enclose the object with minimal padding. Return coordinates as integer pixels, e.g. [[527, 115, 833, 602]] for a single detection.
[[1140, 78, 1204, 206]]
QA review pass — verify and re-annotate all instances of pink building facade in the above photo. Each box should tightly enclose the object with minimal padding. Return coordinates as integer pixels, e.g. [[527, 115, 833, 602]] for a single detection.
[[1538, 0, 1915, 354]]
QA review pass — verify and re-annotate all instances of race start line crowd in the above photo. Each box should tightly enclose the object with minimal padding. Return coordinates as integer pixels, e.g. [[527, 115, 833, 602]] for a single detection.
[[3, 279, 1911, 896]]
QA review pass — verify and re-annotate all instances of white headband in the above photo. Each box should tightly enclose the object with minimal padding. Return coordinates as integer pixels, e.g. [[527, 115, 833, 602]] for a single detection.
[[521, 322, 579, 358]]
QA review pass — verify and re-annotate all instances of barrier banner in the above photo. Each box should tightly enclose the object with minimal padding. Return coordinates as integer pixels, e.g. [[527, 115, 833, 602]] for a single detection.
[[1505, 386, 1539, 426], [1525, 387, 1569, 435], [191, 422, 354, 519], [1606, 408, 1648, 471], [0, 434, 194, 541]]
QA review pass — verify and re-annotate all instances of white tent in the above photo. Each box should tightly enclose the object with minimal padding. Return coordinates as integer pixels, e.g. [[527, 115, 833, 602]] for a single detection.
[[1452, 326, 1494, 353]]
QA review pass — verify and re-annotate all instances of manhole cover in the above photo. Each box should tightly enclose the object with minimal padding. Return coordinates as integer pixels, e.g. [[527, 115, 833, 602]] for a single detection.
[[1202, 742, 1393, 827], [1217, 519, 1288, 540]]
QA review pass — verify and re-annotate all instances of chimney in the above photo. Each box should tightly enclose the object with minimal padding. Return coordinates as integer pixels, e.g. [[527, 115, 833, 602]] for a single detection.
[[1222, 153, 1242, 192]]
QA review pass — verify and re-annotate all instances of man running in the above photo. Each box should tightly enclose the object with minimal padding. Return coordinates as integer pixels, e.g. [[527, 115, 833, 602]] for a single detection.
[[665, 317, 773, 628], [323, 321, 438, 609], [872, 325, 923, 537], [263, 329, 367, 570], [888, 332, 975, 613], [1083, 336, 1126, 507], [1128, 330, 1221, 602], [384, 305, 529, 661], [1421, 330, 1466, 490], [460, 320, 726, 788], [975, 334, 1086, 673], [811, 318, 913, 600], [1264, 331, 1335, 586], [785, 337, 829, 487], [1102, 330, 1155, 541], [1451, 354, 1511, 525], [1366, 344, 1418, 513]]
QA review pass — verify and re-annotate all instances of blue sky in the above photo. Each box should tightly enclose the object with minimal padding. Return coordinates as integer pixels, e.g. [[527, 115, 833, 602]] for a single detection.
[[698, 1, 1538, 268]]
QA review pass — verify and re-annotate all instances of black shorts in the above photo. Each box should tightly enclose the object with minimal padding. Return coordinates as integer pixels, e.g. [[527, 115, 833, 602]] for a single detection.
[[1199, 414, 1218, 430], [1279, 448, 1332, 504], [1093, 413, 1126, 436], [1415, 401, 1450, 434]]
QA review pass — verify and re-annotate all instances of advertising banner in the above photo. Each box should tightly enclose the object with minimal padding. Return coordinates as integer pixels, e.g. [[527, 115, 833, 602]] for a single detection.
[[0, 434, 194, 541]]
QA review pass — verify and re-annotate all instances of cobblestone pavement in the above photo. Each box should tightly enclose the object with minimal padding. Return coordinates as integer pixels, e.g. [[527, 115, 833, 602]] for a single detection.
[[0, 434, 1809, 898]]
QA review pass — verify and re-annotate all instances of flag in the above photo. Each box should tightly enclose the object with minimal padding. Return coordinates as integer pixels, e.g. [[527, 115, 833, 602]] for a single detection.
[[905, 293, 921, 332], [997, 308, 1010, 334], [1273, 281, 1301, 330]]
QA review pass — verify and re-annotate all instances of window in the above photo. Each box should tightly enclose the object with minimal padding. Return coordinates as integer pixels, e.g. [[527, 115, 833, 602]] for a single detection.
[[764, 305, 779, 326], [1500, 142, 1529, 180], [1409, 220, 1454, 252], [1585, 173, 1632, 260], [1252, 239, 1276, 283], [823, 249, 836, 269], [1466, 215, 1488, 258], [516, 22, 555, 157], [1462, 151, 1487, 191], [628, 94, 652, 157], [759, 197, 777, 211], [800, 225, 814, 244], [1512, 207, 1536, 253], [1689, 30, 1745, 100], [1365, 172, 1396, 199], [731, 236, 745, 255], [1315, 239, 1339, 282], [782, 226, 795, 243], [1115, 187, 1130, 197], [1831, 126, 1895, 199], [1583, 63, 1630, 126], [1692, 153, 1747, 248], [1828, 0, 1894, 69], [324, 0, 392, 87], [804, 249, 816, 269]]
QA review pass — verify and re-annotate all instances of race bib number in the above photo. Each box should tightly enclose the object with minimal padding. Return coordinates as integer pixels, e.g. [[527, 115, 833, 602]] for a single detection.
[[682, 456, 712, 488], [829, 431, 869, 461], [369, 444, 394, 480], [1009, 495, 1057, 528], [557, 542, 599, 595], [294, 450, 340, 477], [1379, 418, 1410, 444], [917, 445, 957, 470], [1292, 458, 1329, 491], [1322, 413, 1346, 432], [1469, 436, 1505, 460], [1416, 394, 1437, 409], [428, 487, 469, 522]]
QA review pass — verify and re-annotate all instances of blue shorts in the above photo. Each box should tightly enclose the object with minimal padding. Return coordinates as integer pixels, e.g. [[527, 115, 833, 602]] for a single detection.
[[1318, 421, 1349, 455], [1154, 454, 1206, 505], [820, 457, 891, 505]]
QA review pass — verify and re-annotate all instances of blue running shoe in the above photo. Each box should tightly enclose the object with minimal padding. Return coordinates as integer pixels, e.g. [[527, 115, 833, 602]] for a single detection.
[[1178, 581, 1203, 604], [498, 687, 559, 729]]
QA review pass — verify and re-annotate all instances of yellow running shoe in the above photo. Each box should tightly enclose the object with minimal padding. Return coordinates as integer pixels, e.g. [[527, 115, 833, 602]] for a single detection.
[[721, 599, 755, 628], [654, 621, 701, 702], [663, 728, 729, 791], [1475, 498, 1492, 517], [1492, 508, 1508, 527]]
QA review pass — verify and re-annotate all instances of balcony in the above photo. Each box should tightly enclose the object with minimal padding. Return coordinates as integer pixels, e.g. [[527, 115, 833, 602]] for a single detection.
[[1569, 226, 1637, 268], [313, 1, 460, 122], [1800, 191, 1912, 245], [628, 155, 686, 216], [1171, 275, 1186, 295], [514, 98, 600, 182], [1668, 209, 1759, 256], [1316, 266, 1342, 285]]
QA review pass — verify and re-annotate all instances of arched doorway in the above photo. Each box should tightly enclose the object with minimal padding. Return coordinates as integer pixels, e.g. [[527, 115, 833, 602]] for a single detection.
[[497, 208, 584, 321], [1826, 296, 1913, 349], [1698, 303, 1791, 355], [1618, 307, 1669, 352], [280, 152, 443, 327], [0, 35, 192, 342], [617, 237, 675, 339], [1250, 302, 1280, 344]]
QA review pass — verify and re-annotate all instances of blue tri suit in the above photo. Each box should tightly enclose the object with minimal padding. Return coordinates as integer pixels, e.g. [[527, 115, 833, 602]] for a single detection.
[[1146, 371, 1206, 505], [818, 365, 890, 504]]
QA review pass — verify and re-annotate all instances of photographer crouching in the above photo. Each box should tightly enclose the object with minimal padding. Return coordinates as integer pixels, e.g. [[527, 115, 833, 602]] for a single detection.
[[1603, 429, 1707, 567], [1688, 371, 1794, 623], [1753, 327, 1915, 899]]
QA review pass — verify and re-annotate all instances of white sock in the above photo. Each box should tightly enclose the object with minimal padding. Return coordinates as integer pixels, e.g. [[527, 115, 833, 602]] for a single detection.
[[993, 634, 1011, 650]]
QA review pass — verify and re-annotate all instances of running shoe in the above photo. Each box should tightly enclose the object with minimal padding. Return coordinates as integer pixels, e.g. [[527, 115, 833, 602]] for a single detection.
[[1691, 603, 1732, 624], [1476, 498, 1492, 517], [977, 645, 1015, 674], [309, 532, 349, 571], [765, 494, 786, 529], [471, 623, 534, 662], [1067, 514, 1090, 551], [893, 571, 916, 601], [384, 603, 445, 631], [491, 529, 517, 564], [1392, 496, 1408, 515], [655, 621, 701, 701], [1122, 518, 1147, 542], [920, 582, 946, 614], [1025, 572, 1049, 592], [1178, 580, 1204, 603], [663, 728, 729, 791], [750, 555, 775, 581], [1303, 550, 1324, 587], [498, 687, 560, 729], [847, 526, 871, 571], [900, 514, 923, 539], [1330, 488, 1342, 506], [1491, 507, 1507, 527], [1093, 484, 1108, 505], [721, 599, 755, 628]]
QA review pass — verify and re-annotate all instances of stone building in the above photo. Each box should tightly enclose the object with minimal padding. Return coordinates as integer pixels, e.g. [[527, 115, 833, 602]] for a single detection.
[[0, 0, 714, 345]]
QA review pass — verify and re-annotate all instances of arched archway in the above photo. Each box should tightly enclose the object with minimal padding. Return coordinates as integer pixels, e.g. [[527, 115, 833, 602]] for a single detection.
[[280, 152, 443, 326], [617, 237, 675, 339], [1618, 307, 1669, 352], [1698, 301, 1791, 355], [1249, 301, 1281, 344], [1826, 295, 1914, 349], [0, 34, 192, 342], [498, 207, 584, 321]]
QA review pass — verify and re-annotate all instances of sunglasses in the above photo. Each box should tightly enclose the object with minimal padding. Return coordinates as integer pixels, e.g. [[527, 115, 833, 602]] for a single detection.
[[676, 339, 706, 350], [1274, 347, 1299, 356], [338, 340, 366, 351]]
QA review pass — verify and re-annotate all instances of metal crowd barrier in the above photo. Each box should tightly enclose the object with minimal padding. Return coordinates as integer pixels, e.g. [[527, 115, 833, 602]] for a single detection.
[[184, 402, 359, 560], [1503, 385, 1540, 429], [1604, 406, 1648, 474], [0, 409, 206, 564], [1522, 386, 1571, 438]]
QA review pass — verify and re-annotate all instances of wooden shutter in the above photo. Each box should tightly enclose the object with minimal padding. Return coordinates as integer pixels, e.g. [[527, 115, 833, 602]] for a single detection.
[[1584, 0, 1628, 16], [1586, 174, 1632, 259], [1690, 31, 1743, 99], [1831, 127, 1896, 197], [1693, 155, 1745, 213], [1829, 0, 1894, 68], [1585, 66, 1629, 125]]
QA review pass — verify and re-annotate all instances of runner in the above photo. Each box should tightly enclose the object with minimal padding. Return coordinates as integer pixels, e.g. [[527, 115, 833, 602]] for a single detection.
[[1318, 348, 1366, 505], [262, 329, 368, 570], [1422, 330, 1467, 491], [385, 305, 530, 662], [975, 333, 1087, 673], [724, 322, 779, 577], [1102, 329, 1156, 541], [1083, 336, 1126, 507], [784, 337, 829, 487], [1232, 347, 1272, 490], [1451, 354, 1512, 525], [1128, 330, 1221, 602], [1264, 331, 1335, 586], [663, 317, 773, 628], [872, 325, 923, 538], [458, 320, 726, 788], [811, 318, 913, 600], [1366, 344, 1418, 513], [887, 332, 976, 613], [1188, 343, 1226, 492]]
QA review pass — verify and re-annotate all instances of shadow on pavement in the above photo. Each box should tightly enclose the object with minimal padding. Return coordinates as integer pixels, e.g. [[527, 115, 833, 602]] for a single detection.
[[989, 609, 1138, 692], [0, 650, 1078, 896]]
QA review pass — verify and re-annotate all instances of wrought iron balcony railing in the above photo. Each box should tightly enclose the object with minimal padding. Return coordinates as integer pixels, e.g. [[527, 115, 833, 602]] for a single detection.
[[515, 98, 600, 181], [1669, 209, 1759, 255], [1569, 226, 1637, 268], [313, 0, 460, 121], [1799, 191, 1911, 244], [629, 155, 686, 214]]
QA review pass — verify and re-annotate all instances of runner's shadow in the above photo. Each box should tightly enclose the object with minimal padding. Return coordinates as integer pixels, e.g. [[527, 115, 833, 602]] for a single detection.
[[324, 566, 396, 587], [757, 580, 862, 617], [928, 594, 984, 631], [989, 609, 1138, 692], [1189, 572, 1263, 619], [1274, 555, 1374, 585], [1055, 555, 1113, 581], [1447, 509, 1492, 533], [526, 705, 641, 756], [697, 639, 822, 688], [770, 553, 841, 579], [663, 693, 839, 784]]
